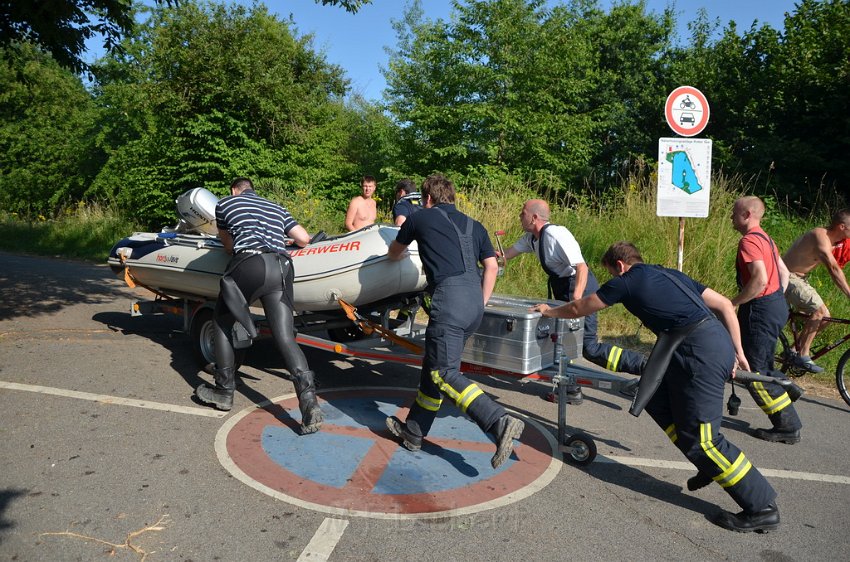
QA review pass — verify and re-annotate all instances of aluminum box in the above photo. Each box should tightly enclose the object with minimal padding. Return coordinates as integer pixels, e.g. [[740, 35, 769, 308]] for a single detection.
[[461, 294, 583, 374]]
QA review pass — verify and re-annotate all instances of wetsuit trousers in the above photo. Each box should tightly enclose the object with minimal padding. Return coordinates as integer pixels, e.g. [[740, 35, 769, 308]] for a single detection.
[[646, 319, 777, 513], [556, 270, 645, 374], [738, 290, 801, 430], [406, 274, 506, 437], [213, 253, 310, 386]]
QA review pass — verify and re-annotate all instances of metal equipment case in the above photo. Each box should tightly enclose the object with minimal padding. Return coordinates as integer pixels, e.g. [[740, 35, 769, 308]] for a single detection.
[[461, 294, 583, 374]]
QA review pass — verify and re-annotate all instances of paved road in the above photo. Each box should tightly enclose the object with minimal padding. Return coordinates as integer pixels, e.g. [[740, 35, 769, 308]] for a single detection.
[[1, 251, 849, 561]]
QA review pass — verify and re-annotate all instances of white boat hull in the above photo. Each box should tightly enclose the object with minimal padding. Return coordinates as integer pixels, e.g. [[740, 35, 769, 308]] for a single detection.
[[108, 224, 427, 311]]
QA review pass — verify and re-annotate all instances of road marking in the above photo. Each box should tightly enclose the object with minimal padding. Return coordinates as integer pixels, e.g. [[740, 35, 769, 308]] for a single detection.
[[600, 454, 850, 485], [297, 518, 349, 562], [0, 380, 227, 418], [3, 380, 846, 487]]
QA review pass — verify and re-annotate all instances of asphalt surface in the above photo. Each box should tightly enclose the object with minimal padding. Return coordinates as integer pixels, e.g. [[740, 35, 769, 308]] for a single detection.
[[1, 250, 849, 561]]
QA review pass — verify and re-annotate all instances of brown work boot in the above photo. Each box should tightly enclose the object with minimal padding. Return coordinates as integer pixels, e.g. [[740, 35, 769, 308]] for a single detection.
[[385, 416, 423, 451], [490, 415, 524, 469]]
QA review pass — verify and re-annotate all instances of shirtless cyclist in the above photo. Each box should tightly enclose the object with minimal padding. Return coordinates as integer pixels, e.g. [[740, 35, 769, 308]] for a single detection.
[[782, 209, 850, 372]]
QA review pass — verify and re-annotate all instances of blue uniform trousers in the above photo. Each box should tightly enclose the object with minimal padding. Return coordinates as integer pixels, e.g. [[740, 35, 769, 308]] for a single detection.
[[646, 319, 777, 513], [407, 273, 505, 436], [558, 270, 645, 374], [738, 290, 801, 431]]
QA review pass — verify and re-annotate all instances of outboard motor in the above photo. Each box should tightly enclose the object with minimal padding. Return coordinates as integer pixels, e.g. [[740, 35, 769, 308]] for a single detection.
[[175, 187, 219, 235]]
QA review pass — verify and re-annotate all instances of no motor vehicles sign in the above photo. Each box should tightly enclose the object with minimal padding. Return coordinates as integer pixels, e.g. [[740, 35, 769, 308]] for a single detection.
[[665, 86, 710, 137]]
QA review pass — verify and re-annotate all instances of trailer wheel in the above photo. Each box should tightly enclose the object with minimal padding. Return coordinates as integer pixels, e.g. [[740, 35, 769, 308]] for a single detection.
[[190, 307, 244, 373], [327, 325, 367, 342], [562, 432, 597, 466]]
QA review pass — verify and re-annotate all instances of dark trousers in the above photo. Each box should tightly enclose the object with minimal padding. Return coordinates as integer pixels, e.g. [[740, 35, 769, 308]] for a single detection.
[[738, 290, 801, 430], [646, 319, 777, 512], [213, 253, 310, 384], [406, 274, 505, 436], [553, 270, 645, 374]]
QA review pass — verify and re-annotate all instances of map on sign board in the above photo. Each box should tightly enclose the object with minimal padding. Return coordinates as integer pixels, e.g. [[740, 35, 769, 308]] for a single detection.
[[657, 137, 712, 217]]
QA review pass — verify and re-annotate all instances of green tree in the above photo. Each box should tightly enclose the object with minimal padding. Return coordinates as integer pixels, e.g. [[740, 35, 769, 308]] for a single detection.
[[0, 0, 371, 74], [771, 0, 850, 204], [88, 1, 360, 227], [0, 42, 101, 216], [385, 0, 674, 191]]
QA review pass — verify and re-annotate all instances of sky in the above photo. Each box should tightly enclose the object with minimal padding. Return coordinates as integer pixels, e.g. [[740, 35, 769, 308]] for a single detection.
[[83, 0, 801, 100], [268, 0, 800, 101]]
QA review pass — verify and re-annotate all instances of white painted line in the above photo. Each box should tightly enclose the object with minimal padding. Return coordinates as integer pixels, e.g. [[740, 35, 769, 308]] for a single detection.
[[297, 518, 349, 562], [599, 454, 850, 485], [0, 380, 227, 418]]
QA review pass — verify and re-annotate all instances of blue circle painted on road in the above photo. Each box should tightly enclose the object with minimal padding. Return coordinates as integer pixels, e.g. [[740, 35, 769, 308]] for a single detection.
[[216, 387, 560, 519]]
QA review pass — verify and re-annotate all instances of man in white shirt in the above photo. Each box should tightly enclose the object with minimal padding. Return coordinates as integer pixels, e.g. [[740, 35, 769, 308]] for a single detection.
[[501, 199, 645, 376]]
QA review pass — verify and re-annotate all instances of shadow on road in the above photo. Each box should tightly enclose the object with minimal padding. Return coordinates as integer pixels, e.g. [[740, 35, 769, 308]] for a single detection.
[[0, 488, 27, 542], [0, 252, 128, 321]]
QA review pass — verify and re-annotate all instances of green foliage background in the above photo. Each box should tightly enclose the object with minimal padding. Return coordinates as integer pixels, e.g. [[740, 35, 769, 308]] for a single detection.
[[1, 0, 850, 378]]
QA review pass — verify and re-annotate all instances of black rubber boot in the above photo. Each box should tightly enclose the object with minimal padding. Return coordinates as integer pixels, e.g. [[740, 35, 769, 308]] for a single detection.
[[786, 382, 805, 402], [489, 415, 525, 469], [713, 504, 780, 533], [686, 471, 713, 491], [195, 365, 235, 411], [293, 370, 323, 434], [753, 427, 801, 444]]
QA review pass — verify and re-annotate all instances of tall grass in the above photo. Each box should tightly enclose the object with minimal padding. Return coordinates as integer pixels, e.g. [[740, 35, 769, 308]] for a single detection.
[[459, 171, 850, 378], [0, 203, 140, 262], [2, 173, 847, 382]]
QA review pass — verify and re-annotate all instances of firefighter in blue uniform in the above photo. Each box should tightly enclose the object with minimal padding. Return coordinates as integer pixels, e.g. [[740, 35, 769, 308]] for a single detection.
[[533, 241, 780, 532], [195, 177, 323, 435], [731, 196, 802, 443], [385, 174, 524, 469], [392, 178, 421, 227]]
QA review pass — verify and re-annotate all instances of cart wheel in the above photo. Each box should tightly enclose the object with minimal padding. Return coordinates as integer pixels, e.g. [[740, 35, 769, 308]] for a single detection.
[[562, 432, 597, 466], [191, 307, 244, 373]]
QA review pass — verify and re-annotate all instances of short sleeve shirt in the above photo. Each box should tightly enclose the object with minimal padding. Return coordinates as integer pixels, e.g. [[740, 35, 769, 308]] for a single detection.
[[392, 195, 422, 222], [396, 203, 495, 285], [511, 224, 585, 278], [596, 263, 709, 333], [215, 189, 299, 254], [736, 227, 781, 296]]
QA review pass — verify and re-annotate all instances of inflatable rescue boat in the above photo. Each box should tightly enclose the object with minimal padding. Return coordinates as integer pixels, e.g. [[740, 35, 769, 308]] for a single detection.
[[108, 188, 427, 311]]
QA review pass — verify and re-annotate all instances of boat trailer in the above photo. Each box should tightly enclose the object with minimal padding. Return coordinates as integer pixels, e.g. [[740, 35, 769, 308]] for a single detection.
[[127, 291, 638, 466]]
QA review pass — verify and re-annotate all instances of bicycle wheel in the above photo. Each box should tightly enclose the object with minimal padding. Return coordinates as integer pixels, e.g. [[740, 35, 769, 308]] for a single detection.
[[836, 348, 850, 407]]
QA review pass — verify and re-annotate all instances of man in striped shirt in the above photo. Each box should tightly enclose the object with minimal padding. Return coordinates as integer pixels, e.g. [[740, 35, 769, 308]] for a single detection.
[[195, 178, 323, 434]]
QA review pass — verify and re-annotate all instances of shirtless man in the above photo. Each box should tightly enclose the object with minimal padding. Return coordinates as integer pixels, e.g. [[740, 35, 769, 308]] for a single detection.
[[782, 208, 850, 372], [345, 176, 378, 231]]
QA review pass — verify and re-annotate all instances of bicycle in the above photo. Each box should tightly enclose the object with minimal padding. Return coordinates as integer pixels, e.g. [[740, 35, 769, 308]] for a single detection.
[[775, 310, 850, 407]]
